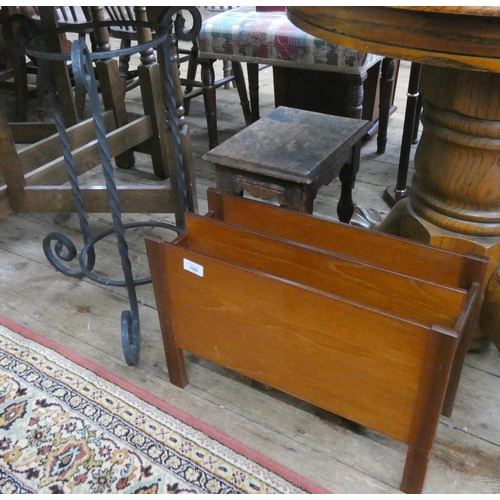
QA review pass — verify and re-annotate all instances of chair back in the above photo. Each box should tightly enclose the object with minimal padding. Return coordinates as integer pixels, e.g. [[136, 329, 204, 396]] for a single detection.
[[104, 7, 141, 40], [105, 6, 135, 22], [33, 6, 92, 25]]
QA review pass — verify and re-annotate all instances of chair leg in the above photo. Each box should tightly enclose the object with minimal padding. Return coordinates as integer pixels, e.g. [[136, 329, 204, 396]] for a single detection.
[[247, 62, 260, 123], [35, 66, 46, 121], [36, 7, 78, 127], [200, 58, 219, 149], [230, 61, 252, 127], [200, 58, 251, 149], [183, 40, 198, 115], [91, 8, 136, 170], [377, 57, 395, 154], [10, 53, 28, 122], [345, 73, 365, 119], [383, 62, 422, 207], [222, 59, 233, 89], [118, 39, 132, 82]]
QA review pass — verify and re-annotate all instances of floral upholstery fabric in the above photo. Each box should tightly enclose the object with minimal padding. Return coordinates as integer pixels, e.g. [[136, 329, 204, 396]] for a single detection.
[[198, 6, 383, 74]]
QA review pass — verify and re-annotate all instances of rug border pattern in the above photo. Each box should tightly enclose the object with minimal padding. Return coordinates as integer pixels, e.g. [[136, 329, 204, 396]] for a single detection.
[[0, 315, 328, 494]]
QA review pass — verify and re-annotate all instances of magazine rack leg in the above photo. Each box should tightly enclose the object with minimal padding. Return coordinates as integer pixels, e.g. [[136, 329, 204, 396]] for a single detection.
[[401, 327, 457, 493], [145, 234, 188, 387]]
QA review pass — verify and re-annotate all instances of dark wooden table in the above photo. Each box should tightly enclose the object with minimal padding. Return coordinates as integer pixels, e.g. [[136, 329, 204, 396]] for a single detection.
[[287, 6, 500, 351]]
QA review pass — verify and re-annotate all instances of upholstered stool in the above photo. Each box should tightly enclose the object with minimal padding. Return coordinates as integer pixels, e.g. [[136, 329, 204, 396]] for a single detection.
[[198, 6, 387, 150], [202, 106, 371, 222]]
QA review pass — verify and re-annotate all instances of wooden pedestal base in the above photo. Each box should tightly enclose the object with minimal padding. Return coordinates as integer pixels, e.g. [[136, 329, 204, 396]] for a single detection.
[[375, 64, 500, 351], [378, 199, 500, 350]]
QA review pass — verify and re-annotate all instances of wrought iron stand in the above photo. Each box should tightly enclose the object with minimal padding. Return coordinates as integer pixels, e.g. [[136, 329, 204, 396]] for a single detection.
[[14, 9, 201, 366]]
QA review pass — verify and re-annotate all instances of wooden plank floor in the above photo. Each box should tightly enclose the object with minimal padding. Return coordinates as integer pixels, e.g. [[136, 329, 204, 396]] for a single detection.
[[1, 44, 499, 493]]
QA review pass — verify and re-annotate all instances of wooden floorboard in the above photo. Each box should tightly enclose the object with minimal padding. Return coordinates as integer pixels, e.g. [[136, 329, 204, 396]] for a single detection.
[[0, 42, 499, 494]]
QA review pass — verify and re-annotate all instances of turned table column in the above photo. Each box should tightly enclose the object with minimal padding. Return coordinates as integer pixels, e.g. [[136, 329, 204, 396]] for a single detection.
[[399, 65, 500, 349], [287, 6, 500, 350]]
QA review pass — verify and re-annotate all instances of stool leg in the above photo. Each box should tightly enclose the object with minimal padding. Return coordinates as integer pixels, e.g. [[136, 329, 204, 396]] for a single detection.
[[337, 142, 361, 223], [283, 185, 316, 214], [377, 57, 395, 154], [200, 58, 219, 149], [215, 165, 243, 197]]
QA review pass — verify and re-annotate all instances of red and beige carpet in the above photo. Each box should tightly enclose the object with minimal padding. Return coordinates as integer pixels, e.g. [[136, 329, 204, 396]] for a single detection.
[[0, 316, 326, 494]]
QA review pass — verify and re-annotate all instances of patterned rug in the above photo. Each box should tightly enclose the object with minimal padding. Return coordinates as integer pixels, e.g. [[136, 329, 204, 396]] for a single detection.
[[0, 316, 326, 494]]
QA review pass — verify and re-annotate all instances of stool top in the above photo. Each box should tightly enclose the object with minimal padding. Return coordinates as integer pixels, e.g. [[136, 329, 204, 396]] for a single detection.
[[202, 107, 371, 184], [198, 6, 383, 74]]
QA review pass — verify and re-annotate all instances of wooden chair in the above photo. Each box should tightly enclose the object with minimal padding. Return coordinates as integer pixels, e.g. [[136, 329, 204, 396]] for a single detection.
[[28, 7, 95, 121], [196, 6, 396, 150], [103, 6, 151, 92], [101, 7, 246, 122], [145, 188, 487, 494], [0, 7, 36, 121], [0, 7, 197, 221]]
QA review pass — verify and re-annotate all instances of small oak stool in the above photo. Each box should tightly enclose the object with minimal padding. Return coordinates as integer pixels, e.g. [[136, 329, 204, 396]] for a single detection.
[[202, 106, 371, 222]]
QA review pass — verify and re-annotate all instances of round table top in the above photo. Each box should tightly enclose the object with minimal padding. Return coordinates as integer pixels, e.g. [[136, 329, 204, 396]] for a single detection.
[[390, 6, 500, 17], [287, 6, 500, 73]]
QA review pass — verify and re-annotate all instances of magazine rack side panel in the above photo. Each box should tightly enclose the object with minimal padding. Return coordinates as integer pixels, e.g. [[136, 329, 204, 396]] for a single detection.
[[160, 243, 445, 444], [207, 188, 486, 290], [184, 212, 466, 328]]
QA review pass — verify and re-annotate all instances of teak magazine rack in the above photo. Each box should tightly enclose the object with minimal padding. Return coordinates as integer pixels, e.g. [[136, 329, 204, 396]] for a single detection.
[[145, 188, 488, 494]]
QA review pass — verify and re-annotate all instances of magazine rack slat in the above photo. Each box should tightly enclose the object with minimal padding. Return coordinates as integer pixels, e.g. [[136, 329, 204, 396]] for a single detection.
[[145, 190, 487, 494]]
